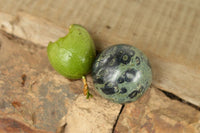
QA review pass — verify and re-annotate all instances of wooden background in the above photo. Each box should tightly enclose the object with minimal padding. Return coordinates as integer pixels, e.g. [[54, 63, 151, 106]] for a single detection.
[[0, 0, 199, 106], [0, 0, 200, 132]]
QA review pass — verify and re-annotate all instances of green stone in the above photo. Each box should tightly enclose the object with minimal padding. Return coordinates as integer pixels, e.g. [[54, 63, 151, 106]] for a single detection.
[[92, 44, 152, 103], [47, 24, 96, 79]]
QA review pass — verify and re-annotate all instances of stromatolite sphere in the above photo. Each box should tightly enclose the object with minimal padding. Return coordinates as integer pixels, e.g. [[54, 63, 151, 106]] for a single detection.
[[92, 44, 152, 103]]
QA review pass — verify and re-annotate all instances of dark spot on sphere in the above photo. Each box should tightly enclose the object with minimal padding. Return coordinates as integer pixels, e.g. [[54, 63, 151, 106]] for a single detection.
[[95, 77, 104, 84], [120, 88, 127, 94], [139, 86, 144, 93], [117, 77, 124, 84], [135, 56, 140, 66], [128, 90, 138, 98], [120, 54, 131, 64], [106, 56, 120, 67], [116, 50, 132, 65], [125, 68, 136, 82], [101, 83, 116, 95], [116, 46, 135, 57], [108, 58, 119, 66]]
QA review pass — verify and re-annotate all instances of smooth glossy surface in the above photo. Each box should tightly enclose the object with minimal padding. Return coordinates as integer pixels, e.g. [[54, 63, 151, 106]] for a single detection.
[[92, 44, 152, 103], [47, 24, 96, 79]]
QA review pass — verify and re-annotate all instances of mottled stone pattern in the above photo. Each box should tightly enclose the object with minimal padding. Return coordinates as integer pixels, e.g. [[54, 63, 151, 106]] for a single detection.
[[92, 44, 152, 103]]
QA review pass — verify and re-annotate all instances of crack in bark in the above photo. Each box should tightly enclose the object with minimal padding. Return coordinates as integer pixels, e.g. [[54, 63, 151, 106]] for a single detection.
[[158, 88, 200, 111], [112, 104, 125, 133]]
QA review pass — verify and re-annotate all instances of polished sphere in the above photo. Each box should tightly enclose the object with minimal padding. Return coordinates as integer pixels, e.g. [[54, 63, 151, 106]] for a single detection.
[[92, 44, 152, 103]]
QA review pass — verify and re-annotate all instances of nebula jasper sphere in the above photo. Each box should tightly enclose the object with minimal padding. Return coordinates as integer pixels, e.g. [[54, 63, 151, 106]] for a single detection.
[[92, 44, 152, 103]]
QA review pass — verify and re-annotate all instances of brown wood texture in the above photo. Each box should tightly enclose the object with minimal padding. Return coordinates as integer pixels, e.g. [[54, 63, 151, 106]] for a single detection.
[[0, 0, 199, 106]]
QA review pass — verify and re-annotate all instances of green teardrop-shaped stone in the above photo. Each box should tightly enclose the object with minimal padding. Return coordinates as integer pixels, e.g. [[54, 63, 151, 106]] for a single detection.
[[47, 24, 96, 79]]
